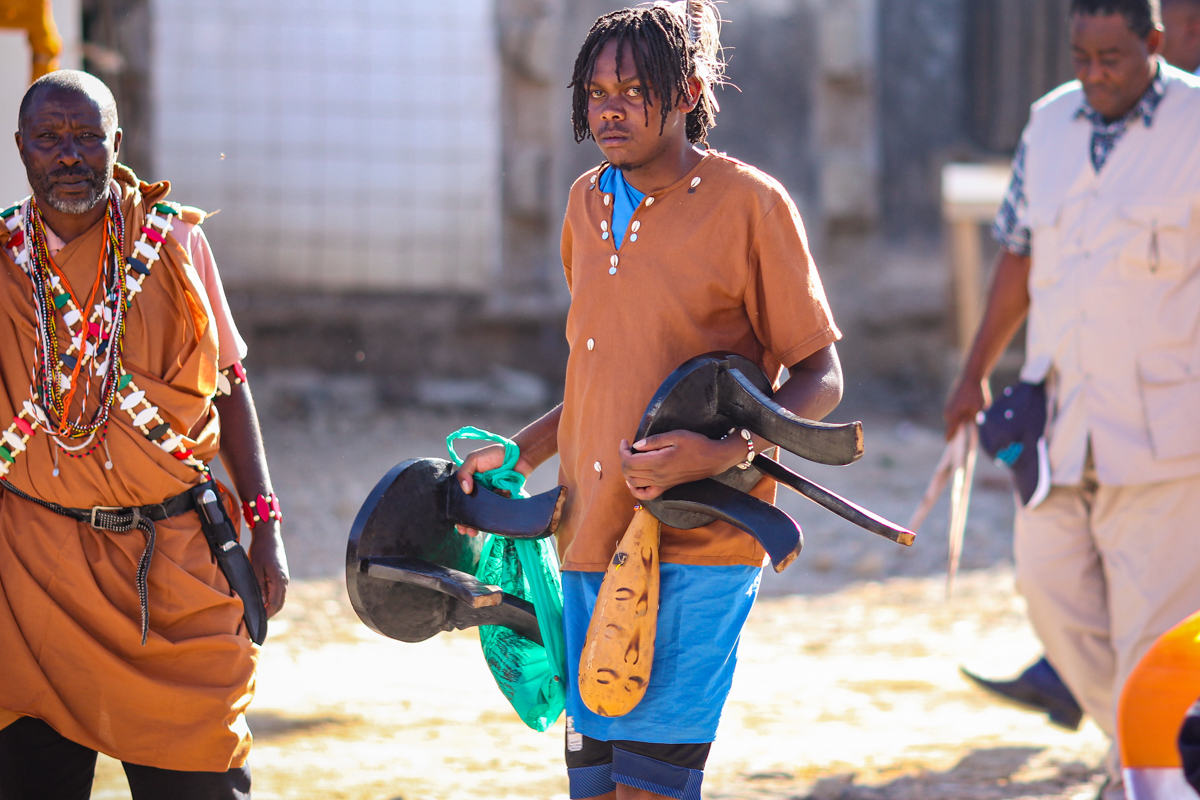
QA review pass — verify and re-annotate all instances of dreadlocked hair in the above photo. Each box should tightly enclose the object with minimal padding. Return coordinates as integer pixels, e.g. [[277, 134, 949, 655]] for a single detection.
[[570, 1, 726, 145]]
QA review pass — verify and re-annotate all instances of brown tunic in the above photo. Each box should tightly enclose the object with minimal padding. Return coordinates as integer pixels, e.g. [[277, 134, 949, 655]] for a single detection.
[[557, 152, 841, 572], [0, 167, 255, 771]]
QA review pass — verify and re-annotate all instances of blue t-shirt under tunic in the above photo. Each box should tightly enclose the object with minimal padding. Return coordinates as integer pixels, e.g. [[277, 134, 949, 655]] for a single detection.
[[598, 166, 645, 249]]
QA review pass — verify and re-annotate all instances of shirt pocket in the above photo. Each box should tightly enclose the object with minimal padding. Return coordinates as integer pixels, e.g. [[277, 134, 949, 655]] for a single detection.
[[1028, 204, 1063, 288], [1118, 203, 1190, 280], [1138, 344, 1200, 461]]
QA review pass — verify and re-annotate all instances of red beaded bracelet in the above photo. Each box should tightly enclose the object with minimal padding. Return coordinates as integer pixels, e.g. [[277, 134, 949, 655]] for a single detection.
[[242, 492, 281, 529]]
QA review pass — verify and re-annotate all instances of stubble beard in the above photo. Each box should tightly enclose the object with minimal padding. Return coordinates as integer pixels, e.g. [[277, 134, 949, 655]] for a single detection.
[[29, 157, 114, 215]]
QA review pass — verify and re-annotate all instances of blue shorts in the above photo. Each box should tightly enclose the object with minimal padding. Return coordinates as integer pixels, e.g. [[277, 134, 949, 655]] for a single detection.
[[562, 564, 762, 798]]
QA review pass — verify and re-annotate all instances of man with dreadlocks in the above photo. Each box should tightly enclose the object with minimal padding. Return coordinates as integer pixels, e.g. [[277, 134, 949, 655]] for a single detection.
[[0, 71, 286, 799], [455, 3, 843, 797]]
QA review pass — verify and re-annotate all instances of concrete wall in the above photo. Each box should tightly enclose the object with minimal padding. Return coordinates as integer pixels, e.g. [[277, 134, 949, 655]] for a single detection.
[[148, 0, 502, 293], [878, 0, 968, 239]]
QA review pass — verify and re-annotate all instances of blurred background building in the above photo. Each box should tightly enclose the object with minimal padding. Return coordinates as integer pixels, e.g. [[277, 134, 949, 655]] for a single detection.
[[0, 0, 1079, 414]]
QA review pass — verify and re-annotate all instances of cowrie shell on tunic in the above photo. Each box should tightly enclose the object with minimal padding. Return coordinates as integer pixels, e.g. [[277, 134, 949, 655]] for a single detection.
[[610, 255, 619, 267], [601, 221, 608, 231], [690, 177, 702, 188], [120, 390, 146, 410], [631, 221, 640, 232], [590, 174, 598, 184], [603, 194, 611, 206], [594, 461, 602, 473], [644, 197, 655, 206], [587, 339, 595, 351], [132, 407, 159, 427]]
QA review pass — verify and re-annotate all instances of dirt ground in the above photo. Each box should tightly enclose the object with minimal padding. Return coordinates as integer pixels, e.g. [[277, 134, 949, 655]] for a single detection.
[[87, 386, 1110, 800]]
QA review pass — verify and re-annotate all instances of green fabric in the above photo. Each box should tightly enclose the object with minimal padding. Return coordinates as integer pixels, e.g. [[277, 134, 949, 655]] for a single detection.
[[447, 427, 567, 732]]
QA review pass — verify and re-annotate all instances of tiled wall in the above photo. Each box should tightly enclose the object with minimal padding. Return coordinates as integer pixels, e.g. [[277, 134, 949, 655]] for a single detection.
[[150, 0, 501, 291]]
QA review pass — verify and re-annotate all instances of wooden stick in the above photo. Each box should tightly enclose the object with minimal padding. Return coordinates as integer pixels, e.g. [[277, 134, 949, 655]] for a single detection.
[[946, 424, 978, 598], [578, 506, 661, 718], [908, 439, 956, 534]]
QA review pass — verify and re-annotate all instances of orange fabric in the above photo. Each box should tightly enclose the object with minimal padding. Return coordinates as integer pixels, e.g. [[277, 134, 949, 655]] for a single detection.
[[1117, 609, 1200, 768], [557, 152, 841, 571], [0, 0, 61, 80], [0, 166, 255, 771]]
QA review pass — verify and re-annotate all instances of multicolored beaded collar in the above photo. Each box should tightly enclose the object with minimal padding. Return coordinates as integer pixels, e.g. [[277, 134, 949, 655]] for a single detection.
[[0, 196, 210, 477], [26, 192, 128, 441]]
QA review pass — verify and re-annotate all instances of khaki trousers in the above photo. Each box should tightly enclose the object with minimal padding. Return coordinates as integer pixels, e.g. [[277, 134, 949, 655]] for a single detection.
[[1014, 467, 1200, 778]]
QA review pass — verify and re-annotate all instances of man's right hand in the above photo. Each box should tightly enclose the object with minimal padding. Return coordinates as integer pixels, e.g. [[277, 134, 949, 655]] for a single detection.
[[454, 444, 534, 537], [944, 374, 991, 440]]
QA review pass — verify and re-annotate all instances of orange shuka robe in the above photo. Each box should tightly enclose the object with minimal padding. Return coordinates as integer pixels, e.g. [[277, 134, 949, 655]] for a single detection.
[[0, 166, 255, 772]]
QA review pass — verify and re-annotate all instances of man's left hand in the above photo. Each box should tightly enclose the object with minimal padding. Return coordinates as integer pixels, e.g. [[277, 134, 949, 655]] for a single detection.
[[248, 522, 290, 618], [619, 430, 748, 501]]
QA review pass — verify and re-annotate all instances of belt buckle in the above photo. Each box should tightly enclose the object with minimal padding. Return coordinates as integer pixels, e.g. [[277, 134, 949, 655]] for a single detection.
[[89, 505, 129, 529]]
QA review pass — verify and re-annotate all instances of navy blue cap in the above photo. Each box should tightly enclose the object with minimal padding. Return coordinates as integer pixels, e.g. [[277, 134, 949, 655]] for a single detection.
[[976, 381, 1050, 508]]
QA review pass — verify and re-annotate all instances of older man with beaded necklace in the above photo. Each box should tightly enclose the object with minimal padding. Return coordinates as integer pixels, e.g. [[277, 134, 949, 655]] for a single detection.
[[0, 71, 286, 800]]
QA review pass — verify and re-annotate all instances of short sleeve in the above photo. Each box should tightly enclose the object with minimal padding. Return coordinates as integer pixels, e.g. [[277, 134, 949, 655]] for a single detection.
[[744, 194, 841, 369], [992, 136, 1031, 257], [180, 222, 249, 369]]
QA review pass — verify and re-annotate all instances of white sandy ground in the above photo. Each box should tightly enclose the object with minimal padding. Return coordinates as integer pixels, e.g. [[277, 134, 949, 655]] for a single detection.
[[87, 395, 1110, 799]]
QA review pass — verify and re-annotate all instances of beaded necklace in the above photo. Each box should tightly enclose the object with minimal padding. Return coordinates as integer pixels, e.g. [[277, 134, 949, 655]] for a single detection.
[[26, 193, 128, 440], [0, 196, 211, 478]]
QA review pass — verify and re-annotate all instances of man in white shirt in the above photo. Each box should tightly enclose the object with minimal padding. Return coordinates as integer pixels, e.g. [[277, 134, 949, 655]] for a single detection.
[[944, 1, 1200, 797]]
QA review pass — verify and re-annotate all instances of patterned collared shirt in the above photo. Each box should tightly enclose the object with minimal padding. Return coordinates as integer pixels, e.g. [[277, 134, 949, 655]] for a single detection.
[[993, 63, 1166, 256]]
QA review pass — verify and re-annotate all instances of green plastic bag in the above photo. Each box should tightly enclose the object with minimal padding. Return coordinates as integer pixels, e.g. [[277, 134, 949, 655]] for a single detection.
[[447, 427, 566, 732]]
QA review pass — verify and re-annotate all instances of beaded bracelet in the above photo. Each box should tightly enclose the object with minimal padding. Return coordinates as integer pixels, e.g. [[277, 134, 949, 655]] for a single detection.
[[722, 427, 756, 470], [215, 362, 248, 397], [242, 492, 282, 529]]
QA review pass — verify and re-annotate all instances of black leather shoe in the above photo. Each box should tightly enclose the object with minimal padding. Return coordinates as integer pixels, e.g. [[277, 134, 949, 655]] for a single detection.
[[960, 657, 1084, 731]]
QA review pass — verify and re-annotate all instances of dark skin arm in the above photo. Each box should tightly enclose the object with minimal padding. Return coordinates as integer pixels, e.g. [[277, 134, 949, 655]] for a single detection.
[[620, 344, 843, 499], [943, 249, 1032, 438], [453, 343, 844, 531], [213, 381, 289, 617], [454, 404, 562, 536]]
